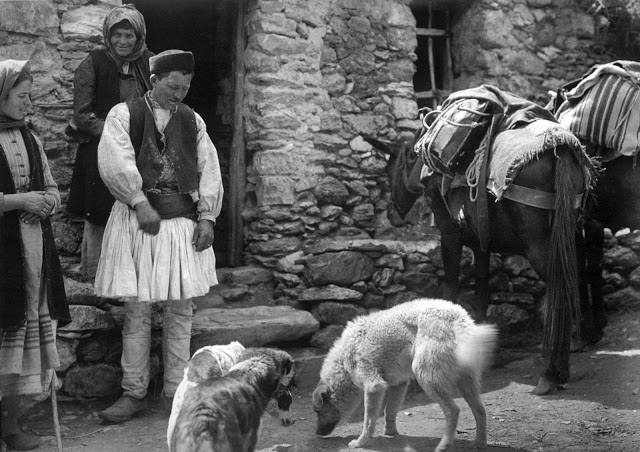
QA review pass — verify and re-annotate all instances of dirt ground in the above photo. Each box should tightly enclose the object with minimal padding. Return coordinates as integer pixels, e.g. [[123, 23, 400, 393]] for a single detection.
[[22, 303, 640, 452]]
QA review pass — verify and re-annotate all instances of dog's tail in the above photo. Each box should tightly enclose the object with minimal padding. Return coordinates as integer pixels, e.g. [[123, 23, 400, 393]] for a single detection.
[[455, 324, 498, 376]]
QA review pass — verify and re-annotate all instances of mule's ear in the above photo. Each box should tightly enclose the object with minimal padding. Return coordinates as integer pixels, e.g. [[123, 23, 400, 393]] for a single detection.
[[362, 136, 396, 157], [312, 382, 327, 410]]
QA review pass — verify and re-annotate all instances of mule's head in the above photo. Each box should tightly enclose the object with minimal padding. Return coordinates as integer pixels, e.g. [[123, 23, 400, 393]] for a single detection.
[[364, 130, 426, 225]]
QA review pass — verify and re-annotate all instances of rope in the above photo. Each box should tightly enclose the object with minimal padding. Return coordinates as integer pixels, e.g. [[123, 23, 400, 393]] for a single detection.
[[464, 141, 486, 202], [415, 99, 492, 190]]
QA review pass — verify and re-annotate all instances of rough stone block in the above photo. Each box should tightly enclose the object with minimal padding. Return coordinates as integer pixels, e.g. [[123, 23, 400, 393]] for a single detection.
[[191, 306, 320, 351]]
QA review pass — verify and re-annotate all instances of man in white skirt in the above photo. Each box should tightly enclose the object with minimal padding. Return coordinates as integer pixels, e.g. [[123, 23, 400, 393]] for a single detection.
[[94, 49, 223, 423]]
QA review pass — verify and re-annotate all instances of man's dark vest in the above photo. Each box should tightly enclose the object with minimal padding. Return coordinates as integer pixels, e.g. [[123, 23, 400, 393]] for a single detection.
[[127, 97, 199, 194], [0, 128, 70, 329]]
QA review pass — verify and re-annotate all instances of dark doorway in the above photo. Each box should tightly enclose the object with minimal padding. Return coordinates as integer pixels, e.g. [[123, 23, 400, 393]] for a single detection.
[[126, 0, 241, 267]]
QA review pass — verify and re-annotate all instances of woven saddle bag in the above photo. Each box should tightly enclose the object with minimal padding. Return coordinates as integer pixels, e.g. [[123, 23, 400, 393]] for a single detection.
[[416, 98, 492, 176]]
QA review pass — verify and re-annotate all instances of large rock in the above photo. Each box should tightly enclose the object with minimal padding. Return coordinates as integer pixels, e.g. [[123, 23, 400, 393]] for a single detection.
[[62, 363, 122, 398], [59, 305, 117, 331], [63, 277, 97, 306], [299, 284, 363, 302], [190, 306, 320, 351], [0, 0, 59, 36], [60, 3, 116, 42], [604, 246, 640, 273], [304, 251, 375, 286], [311, 301, 367, 325], [217, 266, 274, 285]]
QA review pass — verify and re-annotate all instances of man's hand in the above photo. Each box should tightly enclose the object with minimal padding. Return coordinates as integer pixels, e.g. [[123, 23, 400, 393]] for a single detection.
[[135, 201, 161, 235], [193, 219, 214, 252]]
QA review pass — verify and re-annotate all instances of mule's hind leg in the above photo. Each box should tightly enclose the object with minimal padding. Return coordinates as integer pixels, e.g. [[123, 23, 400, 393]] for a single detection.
[[457, 373, 487, 449], [348, 382, 387, 449], [383, 382, 409, 436], [417, 382, 459, 452]]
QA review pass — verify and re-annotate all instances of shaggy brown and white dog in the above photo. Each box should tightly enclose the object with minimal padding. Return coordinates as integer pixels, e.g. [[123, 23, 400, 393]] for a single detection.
[[169, 347, 295, 452], [313, 298, 497, 452], [167, 341, 246, 449]]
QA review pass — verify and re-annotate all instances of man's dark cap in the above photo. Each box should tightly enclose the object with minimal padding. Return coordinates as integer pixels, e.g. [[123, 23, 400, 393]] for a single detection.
[[150, 49, 194, 75]]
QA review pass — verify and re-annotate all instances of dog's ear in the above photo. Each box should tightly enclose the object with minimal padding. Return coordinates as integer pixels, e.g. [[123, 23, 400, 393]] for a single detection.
[[279, 356, 295, 386], [312, 382, 327, 410]]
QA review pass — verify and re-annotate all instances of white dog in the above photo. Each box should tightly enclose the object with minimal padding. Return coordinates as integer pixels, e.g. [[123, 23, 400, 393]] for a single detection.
[[167, 341, 245, 449], [312, 298, 498, 452]]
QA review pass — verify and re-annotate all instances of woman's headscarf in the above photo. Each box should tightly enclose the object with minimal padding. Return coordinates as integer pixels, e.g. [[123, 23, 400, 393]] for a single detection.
[[0, 59, 31, 129], [0, 59, 30, 104], [102, 4, 148, 63]]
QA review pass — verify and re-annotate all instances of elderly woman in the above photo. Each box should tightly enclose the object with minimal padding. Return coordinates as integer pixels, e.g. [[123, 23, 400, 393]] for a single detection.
[[0, 60, 70, 451], [67, 4, 153, 279]]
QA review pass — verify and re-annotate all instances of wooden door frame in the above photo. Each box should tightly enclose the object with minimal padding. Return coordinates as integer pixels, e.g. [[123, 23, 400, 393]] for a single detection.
[[228, 0, 248, 266]]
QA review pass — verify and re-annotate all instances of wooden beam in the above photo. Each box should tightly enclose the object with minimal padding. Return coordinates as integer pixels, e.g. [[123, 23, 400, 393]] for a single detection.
[[416, 27, 449, 37], [427, 1, 437, 109], [445, 9, 454, 91], [34, 103, 73, 109], [228, 0, 246, 267], [415, 89, 452, 99]]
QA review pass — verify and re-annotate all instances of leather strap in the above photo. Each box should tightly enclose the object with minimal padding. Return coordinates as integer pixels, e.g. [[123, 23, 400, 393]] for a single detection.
[[502, 183, 585, 210], [476, 114, 499, 252]]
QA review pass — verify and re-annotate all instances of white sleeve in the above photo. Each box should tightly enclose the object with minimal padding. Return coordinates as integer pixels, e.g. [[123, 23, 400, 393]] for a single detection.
[[97, 103, 147, 207], [194, 112, 224, 222]]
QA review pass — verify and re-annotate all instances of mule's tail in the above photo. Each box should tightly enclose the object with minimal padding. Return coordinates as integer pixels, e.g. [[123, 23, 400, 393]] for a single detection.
[[545, 146, 582, 353], [456, 323, 498, 377]]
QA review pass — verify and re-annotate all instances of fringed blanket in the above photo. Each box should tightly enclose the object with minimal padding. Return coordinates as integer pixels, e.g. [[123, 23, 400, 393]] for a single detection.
[[488, 118, 590, 200], [555, 60, 640, 161]]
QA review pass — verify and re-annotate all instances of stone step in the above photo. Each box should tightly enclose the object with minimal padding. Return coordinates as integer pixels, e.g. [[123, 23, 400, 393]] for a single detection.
[[191, 305, 320, 351]]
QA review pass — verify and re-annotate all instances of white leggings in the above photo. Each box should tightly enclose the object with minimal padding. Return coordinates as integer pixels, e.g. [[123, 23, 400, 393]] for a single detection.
[[120, 299, 192, 399]]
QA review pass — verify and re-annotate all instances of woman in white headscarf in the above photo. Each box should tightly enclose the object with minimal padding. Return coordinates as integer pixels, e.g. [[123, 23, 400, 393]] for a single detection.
[[67, 4, 153, 279], [0, 59, 70, 451]]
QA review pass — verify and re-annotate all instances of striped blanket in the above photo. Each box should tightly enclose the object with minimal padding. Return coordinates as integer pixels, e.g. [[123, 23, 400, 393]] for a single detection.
[[555, 61, 640, 160]]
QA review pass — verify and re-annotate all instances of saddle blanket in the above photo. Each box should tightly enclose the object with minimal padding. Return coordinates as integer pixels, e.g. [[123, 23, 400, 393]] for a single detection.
[[488, 118, 590, 200]]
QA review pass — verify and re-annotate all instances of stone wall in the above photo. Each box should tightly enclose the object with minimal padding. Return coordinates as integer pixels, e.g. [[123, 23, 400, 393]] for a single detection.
[[451, 0, 617, 104], [242, 0, 420, 267]]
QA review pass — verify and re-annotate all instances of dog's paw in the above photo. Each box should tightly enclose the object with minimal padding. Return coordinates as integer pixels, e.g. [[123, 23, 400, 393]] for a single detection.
[[474, 439, 488, 449], [383, 420, 398, 436], [348, 438, 369, 448]]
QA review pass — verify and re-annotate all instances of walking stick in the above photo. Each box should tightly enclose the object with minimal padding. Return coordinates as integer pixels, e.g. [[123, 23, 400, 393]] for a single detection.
[[1, 398, 6, 452], [50, 372, 63, 452]]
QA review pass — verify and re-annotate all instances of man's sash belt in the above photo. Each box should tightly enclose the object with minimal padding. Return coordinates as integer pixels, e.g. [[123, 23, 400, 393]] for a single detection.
[[145, 191, 197, 221]]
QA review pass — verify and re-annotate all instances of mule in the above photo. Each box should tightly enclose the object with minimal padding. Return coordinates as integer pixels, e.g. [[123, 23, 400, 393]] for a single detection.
[[371, 129, 590, 395]]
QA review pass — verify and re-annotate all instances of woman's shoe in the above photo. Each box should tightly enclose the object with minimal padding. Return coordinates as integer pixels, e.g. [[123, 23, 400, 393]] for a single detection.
[[3, 431, 40, 450]]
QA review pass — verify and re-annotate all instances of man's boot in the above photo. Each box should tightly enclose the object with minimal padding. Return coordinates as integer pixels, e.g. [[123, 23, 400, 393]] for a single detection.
[[98, 396, 147, 423]]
